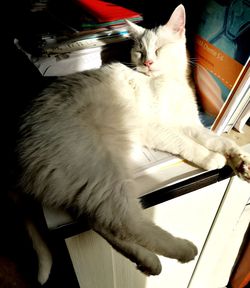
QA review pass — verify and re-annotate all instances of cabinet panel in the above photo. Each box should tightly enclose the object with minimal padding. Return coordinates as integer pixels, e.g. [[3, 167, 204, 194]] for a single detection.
[[142, 179, 229, 288], [66, 231, 115, 288], [189, 176, 250, 288]]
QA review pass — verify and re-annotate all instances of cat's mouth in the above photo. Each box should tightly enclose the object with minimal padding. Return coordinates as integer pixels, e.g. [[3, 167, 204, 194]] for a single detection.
[[136, 66, 158, 76]]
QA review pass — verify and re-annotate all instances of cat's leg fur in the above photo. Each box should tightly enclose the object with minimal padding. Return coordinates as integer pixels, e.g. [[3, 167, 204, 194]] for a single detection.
[[88, 180, 197, 275], [182, 126, 250, 182], [93, 225, 162, 275], [148, 126, 227, 170]]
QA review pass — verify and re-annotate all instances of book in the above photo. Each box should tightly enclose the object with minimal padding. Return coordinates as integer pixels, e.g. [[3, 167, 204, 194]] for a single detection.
[[211, 57, 250, 134], [74, 0, 142, 24], [193, 0, 250, 133]]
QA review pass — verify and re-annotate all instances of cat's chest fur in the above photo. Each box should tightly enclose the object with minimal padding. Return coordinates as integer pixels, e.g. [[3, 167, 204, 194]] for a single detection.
[[115, 64, 199, 128]]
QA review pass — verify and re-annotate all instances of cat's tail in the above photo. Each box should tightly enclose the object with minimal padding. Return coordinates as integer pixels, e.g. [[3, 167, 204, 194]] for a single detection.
[[26, 219, 53, 285]]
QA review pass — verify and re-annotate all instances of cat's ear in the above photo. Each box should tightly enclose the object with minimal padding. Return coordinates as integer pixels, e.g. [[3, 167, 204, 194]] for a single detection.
[[165, 4, 186, 35], [125, 20, 145, 38]]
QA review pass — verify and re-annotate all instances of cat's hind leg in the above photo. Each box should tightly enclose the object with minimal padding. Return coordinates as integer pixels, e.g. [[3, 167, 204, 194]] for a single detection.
[[89, 180, 197, 276], [93, 224, 162, 275], [123, 209, 198, 264], [183, 126, 250, 182]]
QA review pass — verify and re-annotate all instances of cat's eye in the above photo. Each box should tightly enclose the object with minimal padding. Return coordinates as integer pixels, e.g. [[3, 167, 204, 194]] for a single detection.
[[137, 42, 143, 50], [135, 51, 143, 59], [155, 48, 161, 56]]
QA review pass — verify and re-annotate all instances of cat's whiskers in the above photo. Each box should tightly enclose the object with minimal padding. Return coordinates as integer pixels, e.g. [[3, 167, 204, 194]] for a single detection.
[[187, 57, 199, 68], [188, 60, 209, 73], [123, 62, 136, 68], [122, 63, 138, 72]]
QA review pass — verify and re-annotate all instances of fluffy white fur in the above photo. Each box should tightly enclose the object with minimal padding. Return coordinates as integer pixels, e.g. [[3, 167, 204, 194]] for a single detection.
[[17, 4, 250, 283]]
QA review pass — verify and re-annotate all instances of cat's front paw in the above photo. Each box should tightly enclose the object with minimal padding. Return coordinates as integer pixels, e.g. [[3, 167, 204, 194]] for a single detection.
[[227, 152, 250, 183], [203, 152, 226, 171], [175, 238, 198, 263], [136, 254, 162, 276]]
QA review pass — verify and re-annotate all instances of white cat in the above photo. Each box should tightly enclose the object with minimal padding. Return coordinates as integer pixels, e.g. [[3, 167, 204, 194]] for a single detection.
[[17, 4, 250, 284]]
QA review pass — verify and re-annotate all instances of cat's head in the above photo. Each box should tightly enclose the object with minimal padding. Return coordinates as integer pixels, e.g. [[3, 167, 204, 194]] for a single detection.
[[126, 4, 188, 77]]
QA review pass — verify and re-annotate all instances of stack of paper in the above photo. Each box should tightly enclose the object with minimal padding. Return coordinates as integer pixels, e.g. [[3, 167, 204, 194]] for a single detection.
[[17, 0, 143, 76], [40, 0, 142, 55]]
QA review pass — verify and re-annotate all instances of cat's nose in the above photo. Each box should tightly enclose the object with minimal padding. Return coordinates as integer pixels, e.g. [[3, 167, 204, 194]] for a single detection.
[[143, 60, 153, 67]]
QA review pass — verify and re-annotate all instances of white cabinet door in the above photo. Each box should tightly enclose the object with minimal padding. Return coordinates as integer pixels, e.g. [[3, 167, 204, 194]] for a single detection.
[[141, 179, 229, 288], [189, 176, 250, 288], [65, 179, 230, 288]]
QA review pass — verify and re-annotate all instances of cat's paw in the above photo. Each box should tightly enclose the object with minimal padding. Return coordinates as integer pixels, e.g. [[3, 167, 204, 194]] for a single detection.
[[136, 254, 162, 276], [227, 152, 250, 183], [202, 152, 226, 171], [175, 238, 198, 263]]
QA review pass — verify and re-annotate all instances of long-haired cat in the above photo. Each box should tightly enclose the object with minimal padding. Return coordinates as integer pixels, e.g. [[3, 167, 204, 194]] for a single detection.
[[17, 4, 250, 284]]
